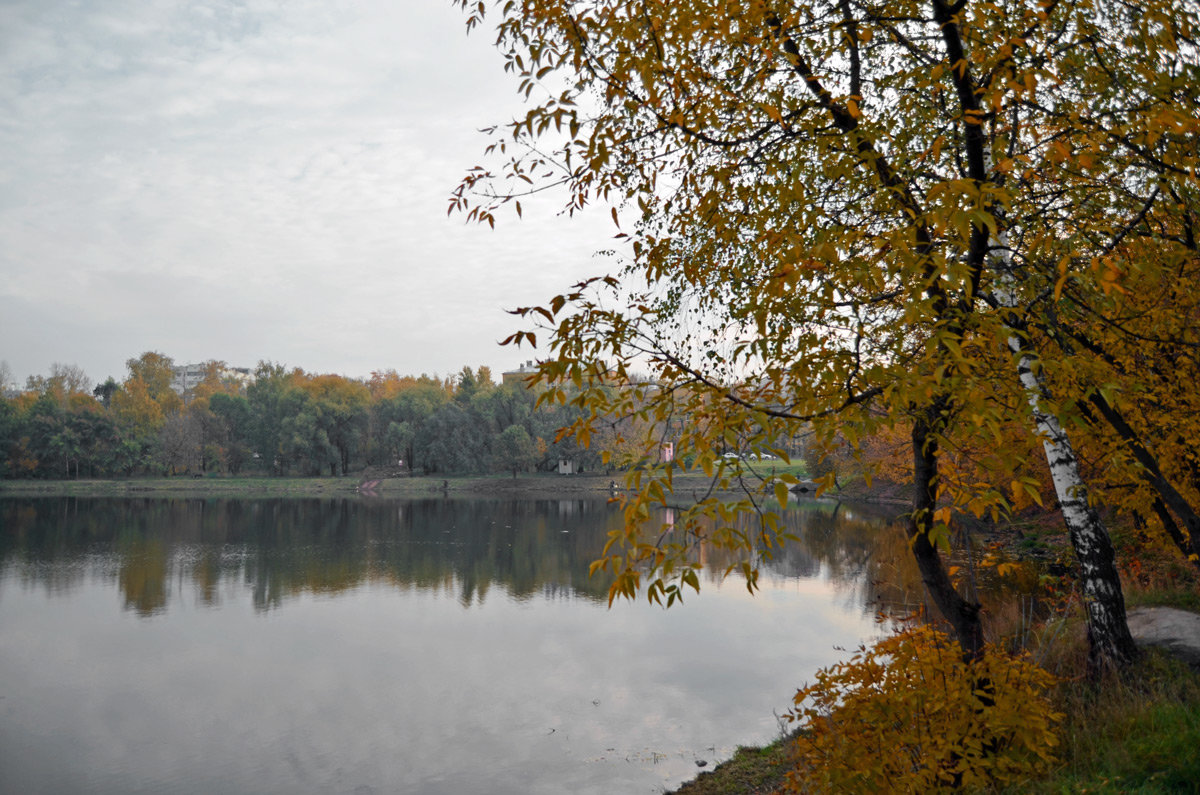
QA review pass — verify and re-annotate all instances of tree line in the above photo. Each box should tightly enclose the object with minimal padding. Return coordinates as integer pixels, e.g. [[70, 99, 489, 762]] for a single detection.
[[0, 352, 607, 479]]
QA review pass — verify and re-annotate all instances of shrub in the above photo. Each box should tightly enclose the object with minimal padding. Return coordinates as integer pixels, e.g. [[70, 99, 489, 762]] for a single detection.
[[785, 625, 1061, 793]]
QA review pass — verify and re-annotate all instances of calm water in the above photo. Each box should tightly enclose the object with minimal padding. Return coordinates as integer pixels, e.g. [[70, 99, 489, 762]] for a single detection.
[[0, 496, 900, 794]]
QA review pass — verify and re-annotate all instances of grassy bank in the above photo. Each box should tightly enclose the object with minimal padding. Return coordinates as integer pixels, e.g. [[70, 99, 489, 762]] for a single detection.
[[669, 645, 1200, 795], [0, 471, 759, 500], [0, 473, 615, 499], [671, 737, 797, 795], [0, 463, 831, 501], [667, 534, 1200, 795]]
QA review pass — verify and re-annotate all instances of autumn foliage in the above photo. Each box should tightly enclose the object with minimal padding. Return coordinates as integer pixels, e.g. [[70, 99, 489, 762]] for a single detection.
[[785, 625, 1061, 793], [447, 0, 1200, 667]]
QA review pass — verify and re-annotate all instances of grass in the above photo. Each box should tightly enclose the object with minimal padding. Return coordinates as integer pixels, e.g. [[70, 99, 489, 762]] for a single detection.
[[1130, 588, 1200, 614], [0, 475, 367, 497], [0, 468, 801, 500], [1120, 551, 1200, 614], [1017, 650, 1200, 794], [669, 736, 797, 795], [743, 460, 812, 480]]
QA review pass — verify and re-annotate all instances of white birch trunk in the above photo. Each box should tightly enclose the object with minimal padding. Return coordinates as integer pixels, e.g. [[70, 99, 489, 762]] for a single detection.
[[990, 227, 1136, 666]]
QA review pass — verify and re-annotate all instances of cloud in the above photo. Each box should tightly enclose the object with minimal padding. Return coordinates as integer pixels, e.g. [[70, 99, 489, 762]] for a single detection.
[[0, 0, 615, 384]]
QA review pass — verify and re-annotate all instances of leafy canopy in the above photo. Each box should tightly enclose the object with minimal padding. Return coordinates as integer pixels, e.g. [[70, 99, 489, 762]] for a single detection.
[[454, 0, 1200, 603]]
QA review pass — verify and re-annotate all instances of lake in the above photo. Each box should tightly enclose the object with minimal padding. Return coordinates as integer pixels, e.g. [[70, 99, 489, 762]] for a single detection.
[[0, 495, 904, 794]]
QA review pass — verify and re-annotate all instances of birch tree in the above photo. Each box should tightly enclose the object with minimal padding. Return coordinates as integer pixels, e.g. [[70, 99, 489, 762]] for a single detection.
[[454, 0, 1198, 667]]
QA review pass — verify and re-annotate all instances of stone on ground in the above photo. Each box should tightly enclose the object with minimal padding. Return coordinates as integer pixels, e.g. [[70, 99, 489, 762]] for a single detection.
[[1126, 607, 1200, 669]]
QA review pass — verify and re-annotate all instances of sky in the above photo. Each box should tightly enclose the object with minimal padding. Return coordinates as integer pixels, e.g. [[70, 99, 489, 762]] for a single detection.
[[0, 0, 617, 389]]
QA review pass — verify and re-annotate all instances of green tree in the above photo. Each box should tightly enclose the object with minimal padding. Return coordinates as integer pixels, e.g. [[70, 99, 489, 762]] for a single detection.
[[280, 406, 338, 476], [92, 377, 120, 409], [426, 401, 488, 473], [305, 374, 370, 475], [495, 424, 538, 478], [371, 379, 450, 474], [245, 362, 292, 474], [24, 393, 68, 478], [384, 420, 415, 470], [70, 399, 118, 478], [452, 365, 495, 406], [473, 382, 533, 436], [270, 372, 370, 476], [0, 397, 18, 478], [209, 392, 253, 474]]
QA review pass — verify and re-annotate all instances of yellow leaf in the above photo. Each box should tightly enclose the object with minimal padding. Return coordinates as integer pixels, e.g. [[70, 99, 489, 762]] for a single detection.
[[931, 135, 944, 160]]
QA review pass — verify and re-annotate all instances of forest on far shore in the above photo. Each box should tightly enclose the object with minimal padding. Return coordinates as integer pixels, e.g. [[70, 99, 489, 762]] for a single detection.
[[0, 352, 615, 480]]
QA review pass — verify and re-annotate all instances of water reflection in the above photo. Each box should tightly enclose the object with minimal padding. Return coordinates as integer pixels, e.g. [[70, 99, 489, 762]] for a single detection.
[[0, 495, 920, 795], [1, 496, 917, 617]]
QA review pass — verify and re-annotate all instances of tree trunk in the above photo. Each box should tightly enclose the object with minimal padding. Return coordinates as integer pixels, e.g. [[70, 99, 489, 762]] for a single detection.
[[928, 0, 1137, 671], [910, 408, 985, 660], [1010, 347, 1137, 669], [995, 236, 1138, 670]]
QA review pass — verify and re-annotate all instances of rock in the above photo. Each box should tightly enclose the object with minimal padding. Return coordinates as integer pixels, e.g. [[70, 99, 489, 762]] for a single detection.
[[1126, 606, 1200, 669]]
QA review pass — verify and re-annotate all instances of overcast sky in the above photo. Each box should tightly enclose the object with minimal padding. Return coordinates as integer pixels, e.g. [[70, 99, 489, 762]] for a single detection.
[[0, 0, 617, 388]]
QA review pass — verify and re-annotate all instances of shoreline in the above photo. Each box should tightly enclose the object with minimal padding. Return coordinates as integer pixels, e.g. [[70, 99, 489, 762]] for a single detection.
[[0, 472, 914, 507], [0, 472, 806, 501], [0, 473, 622, 499]]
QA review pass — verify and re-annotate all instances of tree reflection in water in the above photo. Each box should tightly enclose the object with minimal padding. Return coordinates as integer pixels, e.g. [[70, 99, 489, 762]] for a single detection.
[[0, 494, 1049, 795], [0, 495, 952, 618]]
